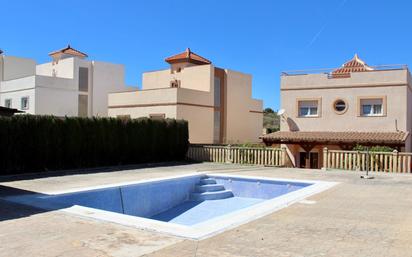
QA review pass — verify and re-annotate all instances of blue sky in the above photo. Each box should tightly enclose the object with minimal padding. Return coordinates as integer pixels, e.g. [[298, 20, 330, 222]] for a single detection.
[[1, 0, 411, 110]]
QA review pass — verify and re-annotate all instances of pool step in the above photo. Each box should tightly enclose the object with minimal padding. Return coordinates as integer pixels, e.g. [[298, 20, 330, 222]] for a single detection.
[[199, 178, 217, 185], [190, 190, 234, 201], [195, 184, 225, 193], [191, 177, 234, 200]]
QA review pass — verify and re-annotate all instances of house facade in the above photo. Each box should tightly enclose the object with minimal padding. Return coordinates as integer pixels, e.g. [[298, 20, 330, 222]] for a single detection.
[[108, 48, 263, 144], [0, 46, 127, 117], [262, 54, 411, 169]]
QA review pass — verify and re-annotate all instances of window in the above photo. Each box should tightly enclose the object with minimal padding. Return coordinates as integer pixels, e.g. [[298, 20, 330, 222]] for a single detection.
[[333, 99, 347, 114], [360, 98, 383, 116], [170, 79, 180, 88], [78, 67, 89, 92], [213, 110, 221, 143], [78, 95, 88, 117], [21, 97, 29, 110], [214, 77, 221, 107], [4, 99, 12, 108], [149, 113, 165, 120], [298, 100, 319, 117]]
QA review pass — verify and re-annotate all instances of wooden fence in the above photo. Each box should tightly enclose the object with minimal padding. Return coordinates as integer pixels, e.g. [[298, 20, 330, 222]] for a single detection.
[[187, 145, 286, 167], [323, 148, 412, 173]]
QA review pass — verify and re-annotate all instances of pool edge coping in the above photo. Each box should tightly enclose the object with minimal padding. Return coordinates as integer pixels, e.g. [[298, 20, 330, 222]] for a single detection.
[[2, 172, 339, 240]]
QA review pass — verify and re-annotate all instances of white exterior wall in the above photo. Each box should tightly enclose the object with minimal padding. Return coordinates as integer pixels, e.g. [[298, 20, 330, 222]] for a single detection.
[[35, 87, 78, 116], [0, 76, 36, 113], [1, 55, 127, 117], [36, 58, 75, 79], [92, 61, 126, 116], [1, 56, 36, 81]]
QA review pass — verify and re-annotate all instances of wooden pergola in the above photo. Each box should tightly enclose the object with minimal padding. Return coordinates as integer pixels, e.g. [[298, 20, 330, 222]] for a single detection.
[[261, 131, 409, 168]]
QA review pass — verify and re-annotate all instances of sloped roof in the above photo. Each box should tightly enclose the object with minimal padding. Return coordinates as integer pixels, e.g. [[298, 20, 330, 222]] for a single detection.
[[0, 106, 24, 117], [49, 45, 88, 58], [331, 54, 373, 78], [165, 48, 211, 65], [261, 131, 408, 145]]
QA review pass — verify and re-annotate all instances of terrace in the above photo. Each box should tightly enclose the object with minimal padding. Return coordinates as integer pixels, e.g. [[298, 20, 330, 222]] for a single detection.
[[1, 162, 412, 256]]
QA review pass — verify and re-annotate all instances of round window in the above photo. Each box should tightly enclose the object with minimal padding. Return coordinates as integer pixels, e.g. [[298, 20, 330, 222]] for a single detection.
[[333, 99, 347, 113]]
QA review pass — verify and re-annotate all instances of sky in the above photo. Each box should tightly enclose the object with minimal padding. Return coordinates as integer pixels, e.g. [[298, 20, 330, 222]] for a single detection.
[[1, 0, 411, 110]]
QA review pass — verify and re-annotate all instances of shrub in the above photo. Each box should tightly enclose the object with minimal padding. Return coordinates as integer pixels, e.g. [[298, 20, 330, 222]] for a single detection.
[[352, 144, 394, 152], [0, 115, 189, 174]]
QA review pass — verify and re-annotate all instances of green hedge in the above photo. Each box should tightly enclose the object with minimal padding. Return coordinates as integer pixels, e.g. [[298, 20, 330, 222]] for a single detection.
[[0, 115, 189, 174]]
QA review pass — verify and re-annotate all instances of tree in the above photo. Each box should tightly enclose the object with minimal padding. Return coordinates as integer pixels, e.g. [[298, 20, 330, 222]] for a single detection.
[[264, 107, 275, 114], [263, 109, 280, 133]]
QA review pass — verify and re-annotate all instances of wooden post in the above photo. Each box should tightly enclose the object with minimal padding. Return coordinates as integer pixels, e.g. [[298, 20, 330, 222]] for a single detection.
[[392, 150, 398, 173], [322, 147, 328, 170], [281, 147, 287, 167], [356, 151, 361, 171], [225, 144, 231, 163]]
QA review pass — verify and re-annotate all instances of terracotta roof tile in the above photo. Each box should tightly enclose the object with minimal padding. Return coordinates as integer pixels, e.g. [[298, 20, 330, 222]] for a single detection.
[[49, 45, 88, 58], [331, 54, 373, 78], [165, 48, 211, 65], [261, 131, 409, 145]]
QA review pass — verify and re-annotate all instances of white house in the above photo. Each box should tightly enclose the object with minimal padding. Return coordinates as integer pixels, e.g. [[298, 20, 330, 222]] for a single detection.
[[0, 45, 128, 117]]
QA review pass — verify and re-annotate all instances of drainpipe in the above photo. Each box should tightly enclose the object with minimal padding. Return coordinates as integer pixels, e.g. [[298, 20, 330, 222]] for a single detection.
[[90, 61, 94, 117], [0, 51, 4, 82]]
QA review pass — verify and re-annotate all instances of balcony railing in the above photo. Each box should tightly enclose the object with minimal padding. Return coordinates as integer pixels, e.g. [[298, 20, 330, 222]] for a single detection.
[[281, 64, 408, 77]]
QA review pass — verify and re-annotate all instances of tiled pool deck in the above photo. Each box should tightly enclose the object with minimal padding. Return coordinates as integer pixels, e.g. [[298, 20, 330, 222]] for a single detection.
[[1, 163, 412, 257]]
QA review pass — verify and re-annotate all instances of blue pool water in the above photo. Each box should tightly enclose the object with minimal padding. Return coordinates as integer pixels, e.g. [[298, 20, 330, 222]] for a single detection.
[[43, 175, 311, 226]]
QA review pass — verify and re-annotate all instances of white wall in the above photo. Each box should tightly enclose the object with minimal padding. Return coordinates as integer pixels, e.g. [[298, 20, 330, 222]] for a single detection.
[[35, 87, 78, 116], [2, 56, 36, 81], [36, 57, 75, 79], [92, 61, 127, 117], [0, 88, 36, 114]]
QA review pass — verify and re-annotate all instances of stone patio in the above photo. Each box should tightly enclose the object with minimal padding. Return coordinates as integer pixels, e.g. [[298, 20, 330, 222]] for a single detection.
[[1, 163, 412, 257]]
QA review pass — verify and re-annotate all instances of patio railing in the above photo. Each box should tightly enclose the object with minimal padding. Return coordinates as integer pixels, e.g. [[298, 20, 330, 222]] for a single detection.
[[187, 145, 286, 167], [323, 148, 412, 173]]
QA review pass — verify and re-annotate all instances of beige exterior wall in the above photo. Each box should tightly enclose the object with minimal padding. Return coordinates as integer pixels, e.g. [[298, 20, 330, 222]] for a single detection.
[[108, 87, 214, 143], [142, 64, 213, 92], [176, 105, 214, 143], [109, 64, 263, 144], [225, 70, 263, 143], [279, 68, 412, 167], [280, 85, 408, 133]]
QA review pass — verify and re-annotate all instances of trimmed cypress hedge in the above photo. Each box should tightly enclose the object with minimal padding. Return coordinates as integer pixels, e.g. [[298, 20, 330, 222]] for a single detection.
[[0, 115, 189, 174]]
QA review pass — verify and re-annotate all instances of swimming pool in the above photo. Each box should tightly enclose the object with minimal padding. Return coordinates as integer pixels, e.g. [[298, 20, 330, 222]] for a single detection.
[[4, 173, 337, 239]]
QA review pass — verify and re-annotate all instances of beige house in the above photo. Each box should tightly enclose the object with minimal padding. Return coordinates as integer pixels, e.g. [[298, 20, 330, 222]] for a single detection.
[[108, 48, 263, 144], [262, 54, 411, 169]]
